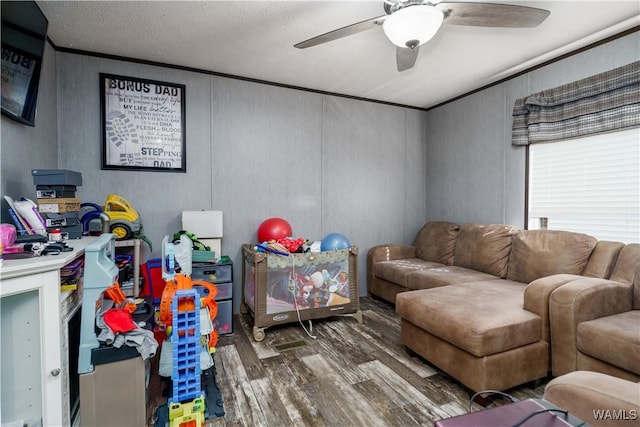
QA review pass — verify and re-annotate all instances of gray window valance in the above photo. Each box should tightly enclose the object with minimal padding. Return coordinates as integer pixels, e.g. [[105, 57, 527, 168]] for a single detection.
[[512, 61, 640, 146]]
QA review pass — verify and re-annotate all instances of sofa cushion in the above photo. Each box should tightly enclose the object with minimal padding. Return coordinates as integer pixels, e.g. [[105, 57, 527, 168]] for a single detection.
[[396, 281, 540, 357], [609, 243, 640, 285], [412, 221, 460, 265], [583, 240, 625, 279], [453, 223, 517, 278], [506, 230, 597, 284], [577, 310, 640, 375], [373, 258, 444, 287], [406, 266, 498, 290]]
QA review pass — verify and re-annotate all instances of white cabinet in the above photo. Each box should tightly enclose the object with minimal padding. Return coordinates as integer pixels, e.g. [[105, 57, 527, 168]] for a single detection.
[[0, 237, 98, 427], [1, 271, 62, 425]]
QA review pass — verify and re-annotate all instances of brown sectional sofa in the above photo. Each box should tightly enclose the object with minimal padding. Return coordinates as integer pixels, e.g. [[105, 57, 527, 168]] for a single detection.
[[367, 221, 638, 393], [549, 254, 640, 382]]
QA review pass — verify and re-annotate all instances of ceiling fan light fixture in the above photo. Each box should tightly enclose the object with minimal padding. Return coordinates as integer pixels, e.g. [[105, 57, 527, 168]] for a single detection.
[[383, 5, 444, 48]]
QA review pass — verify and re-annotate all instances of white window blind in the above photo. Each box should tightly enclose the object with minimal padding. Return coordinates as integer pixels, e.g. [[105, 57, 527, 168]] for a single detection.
[[528, 127, 640, 243]]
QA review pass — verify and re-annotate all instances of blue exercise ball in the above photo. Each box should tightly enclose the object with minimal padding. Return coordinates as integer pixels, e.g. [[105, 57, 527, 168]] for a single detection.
[[321, 232, 350, 251]]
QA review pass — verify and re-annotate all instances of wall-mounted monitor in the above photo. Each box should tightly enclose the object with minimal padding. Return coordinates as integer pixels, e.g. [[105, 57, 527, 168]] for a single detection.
[[1, 1, 49, 126]]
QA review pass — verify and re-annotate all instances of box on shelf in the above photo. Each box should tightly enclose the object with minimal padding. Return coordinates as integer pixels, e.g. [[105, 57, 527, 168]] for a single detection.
[[191, 250, 216, 263], [43, 212, 80, 228], [36, 185, 77, 199], [37, 198, 81, 213], [32, 169, 82, 186], [181, 210, 223, 238]]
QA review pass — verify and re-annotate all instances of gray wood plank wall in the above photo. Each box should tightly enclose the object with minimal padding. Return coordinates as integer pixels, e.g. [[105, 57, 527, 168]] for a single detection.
[[5, 52, 428, 313], [1, 32, 638, 314], [423, 32, 639, 227]]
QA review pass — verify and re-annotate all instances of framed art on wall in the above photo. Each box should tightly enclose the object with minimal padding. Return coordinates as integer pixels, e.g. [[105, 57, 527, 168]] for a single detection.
[[1, 1, 49, 126], [100, 73, 186, 172], [1, 45, 39, 123]]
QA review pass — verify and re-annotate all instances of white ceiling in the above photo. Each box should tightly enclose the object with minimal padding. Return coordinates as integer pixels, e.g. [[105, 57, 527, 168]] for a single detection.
[[37, 1, 640, 109]]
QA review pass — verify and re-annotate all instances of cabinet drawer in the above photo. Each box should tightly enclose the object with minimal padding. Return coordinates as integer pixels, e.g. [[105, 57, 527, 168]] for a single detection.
[[192, 263, 232, 284], [193, 282, 232, 301], [215, 299, 232, 335], [215, 282, 232, 300]]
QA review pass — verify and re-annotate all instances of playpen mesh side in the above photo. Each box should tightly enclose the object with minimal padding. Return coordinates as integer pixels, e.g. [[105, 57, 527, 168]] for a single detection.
[[243, 245, 360, 331]]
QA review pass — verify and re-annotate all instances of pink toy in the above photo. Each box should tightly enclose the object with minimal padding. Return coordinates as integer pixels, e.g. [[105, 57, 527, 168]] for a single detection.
[[0, 223, 16, 247]]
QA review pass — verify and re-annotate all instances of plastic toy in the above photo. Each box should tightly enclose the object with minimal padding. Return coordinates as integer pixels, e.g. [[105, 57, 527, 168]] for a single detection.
[[80, 202, 108, 235], [255, 243, 289, 256], [257, 217, 292, 242], [103, 194, 142, 240], [103, 282, 137, 314], [276, 236, 306, 252], [80, 195, 142, 240], [156, 270, 219, 421], [320, 232, 350, 251], [157, 234, 219, 384], [0, 223, 16, 247], [173, 230, 210, 251]]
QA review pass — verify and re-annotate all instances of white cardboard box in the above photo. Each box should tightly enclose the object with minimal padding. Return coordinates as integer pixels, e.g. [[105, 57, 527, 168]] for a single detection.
[[181, 210, 223, 238]]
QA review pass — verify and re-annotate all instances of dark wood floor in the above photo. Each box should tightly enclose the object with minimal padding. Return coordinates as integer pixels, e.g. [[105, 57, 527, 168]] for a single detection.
[[148, 296, 548, 426]]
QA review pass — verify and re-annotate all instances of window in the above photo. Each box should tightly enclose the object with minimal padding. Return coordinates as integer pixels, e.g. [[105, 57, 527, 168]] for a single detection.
[[513, 61, 639, 242], [528, 127, 639, 243]]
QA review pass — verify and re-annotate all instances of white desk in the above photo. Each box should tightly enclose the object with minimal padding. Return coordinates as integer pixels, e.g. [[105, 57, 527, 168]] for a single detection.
[[0, 237, 99, 427]]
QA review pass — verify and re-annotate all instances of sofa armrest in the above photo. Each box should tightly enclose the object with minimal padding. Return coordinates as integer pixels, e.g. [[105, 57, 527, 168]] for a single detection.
[[367, 244, 416, 287], [523, 274, 585, 343], [549, 278, 633, 376]]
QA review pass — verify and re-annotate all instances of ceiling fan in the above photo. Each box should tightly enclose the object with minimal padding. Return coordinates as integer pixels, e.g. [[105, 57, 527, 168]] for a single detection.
[[294, 0, 550, 72]]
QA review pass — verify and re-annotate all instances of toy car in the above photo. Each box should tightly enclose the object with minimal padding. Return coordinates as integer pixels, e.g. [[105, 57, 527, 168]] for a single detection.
[[104, 194, 142, 240]]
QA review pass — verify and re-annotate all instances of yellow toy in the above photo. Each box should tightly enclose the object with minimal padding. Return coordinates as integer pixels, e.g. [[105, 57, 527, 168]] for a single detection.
[[103, 194, 142, 239]]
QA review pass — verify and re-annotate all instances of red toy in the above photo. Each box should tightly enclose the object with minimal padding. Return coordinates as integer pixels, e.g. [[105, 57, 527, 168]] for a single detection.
[[276, 237, 305, 252], [257, 217, 292, 242]]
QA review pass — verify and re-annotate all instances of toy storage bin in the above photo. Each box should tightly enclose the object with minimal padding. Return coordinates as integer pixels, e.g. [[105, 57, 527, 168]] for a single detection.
[[193, 282, 232, 301], [192, 262, 234, 336], [241, 244, 362, 342], [191, 284, 233, 335], [191, 262, 232, 283], [214, 299, 233, 335]]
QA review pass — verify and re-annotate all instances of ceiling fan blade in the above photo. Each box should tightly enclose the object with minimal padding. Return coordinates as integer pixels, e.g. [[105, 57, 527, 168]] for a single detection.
[[396, 46, 420, 72], [294, 15, 385, 49], [437, 2, 550, 28]]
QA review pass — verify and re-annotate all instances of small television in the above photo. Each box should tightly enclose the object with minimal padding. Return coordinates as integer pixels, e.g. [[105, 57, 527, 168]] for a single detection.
[[1, 1, 49, 126]]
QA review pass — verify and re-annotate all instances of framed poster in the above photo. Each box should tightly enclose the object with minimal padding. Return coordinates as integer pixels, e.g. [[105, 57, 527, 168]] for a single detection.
[[100, 73, 186, 172], [1, 44, 40, 125]]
